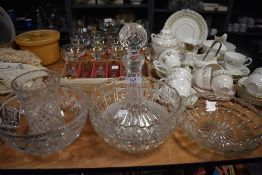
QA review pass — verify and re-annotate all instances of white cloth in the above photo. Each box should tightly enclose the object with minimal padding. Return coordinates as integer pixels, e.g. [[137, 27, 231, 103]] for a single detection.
[[0, 62, 43, 94]]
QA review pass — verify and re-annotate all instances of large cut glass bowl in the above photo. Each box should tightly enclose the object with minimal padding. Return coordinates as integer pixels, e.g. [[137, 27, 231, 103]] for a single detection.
[[179, 93, 262, 153], [89, 77, 183, 153], [0, 86, 89, 155]]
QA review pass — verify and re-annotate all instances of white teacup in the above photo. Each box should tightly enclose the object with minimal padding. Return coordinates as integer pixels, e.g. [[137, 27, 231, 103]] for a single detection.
[[193, 64, 222, 90], [224, 51, 252, 70], [244, 68, 262, 96], [166, 78, 192, 98], [193, 66, 212, 90], [164, 67, 192, 97], [158, 49, 180, 70], [167, 67, 192, 80], [211, 70, 234, 95]]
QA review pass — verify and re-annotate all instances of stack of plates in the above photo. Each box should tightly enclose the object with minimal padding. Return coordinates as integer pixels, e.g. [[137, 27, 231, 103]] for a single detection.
[[236, 77, 262, 106]]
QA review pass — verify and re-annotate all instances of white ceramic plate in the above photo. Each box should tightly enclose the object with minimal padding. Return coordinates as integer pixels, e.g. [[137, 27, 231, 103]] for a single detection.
[[164, 9, 208, 42]]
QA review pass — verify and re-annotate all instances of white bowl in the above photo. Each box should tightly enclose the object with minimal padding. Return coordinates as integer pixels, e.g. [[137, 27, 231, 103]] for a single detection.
[[202, 40, 236, 55]]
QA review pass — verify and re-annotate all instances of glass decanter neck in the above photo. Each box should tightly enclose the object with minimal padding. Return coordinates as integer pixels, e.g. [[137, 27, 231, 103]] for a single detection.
[[123, 51, 144, 77]]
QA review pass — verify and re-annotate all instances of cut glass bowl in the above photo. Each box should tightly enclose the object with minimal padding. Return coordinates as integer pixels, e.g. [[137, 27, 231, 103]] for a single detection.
[[179, 93, 262, 153], [0, 86, 89, 155], [89, 77, 183, 153]]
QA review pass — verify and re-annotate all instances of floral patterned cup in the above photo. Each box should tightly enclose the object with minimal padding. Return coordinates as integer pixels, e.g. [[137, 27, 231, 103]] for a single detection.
[[211, 69, 234, 95], [224, 51, 252, 70]]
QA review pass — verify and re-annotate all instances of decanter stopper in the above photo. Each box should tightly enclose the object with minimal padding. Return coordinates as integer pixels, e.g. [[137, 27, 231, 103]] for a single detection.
[[119, 23, 147, 76], [118, 23, 147, 52]]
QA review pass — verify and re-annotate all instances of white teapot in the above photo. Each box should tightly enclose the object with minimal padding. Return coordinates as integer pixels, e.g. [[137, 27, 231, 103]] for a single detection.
[[151, 27, 178, 48]]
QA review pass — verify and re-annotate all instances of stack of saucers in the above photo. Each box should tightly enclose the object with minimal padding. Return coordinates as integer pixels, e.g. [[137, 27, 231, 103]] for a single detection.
[[236, 77, 262, 107]]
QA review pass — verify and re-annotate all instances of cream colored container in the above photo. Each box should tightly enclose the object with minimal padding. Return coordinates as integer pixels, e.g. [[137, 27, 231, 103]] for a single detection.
[[15, 29, 60, 66]]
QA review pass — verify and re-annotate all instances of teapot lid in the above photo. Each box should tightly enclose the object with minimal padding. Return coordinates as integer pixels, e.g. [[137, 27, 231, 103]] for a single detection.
[[155, 27, 176, 40]]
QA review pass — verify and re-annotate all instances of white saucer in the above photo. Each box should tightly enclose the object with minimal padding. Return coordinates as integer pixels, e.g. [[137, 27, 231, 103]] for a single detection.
[[192, 84, 235, 97], [229, 67, 250, 76], [221, 63, 250, 76]]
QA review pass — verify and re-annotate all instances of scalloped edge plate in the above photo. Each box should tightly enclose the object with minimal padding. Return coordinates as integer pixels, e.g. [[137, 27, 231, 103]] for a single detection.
[[164, 9, 208, 42]]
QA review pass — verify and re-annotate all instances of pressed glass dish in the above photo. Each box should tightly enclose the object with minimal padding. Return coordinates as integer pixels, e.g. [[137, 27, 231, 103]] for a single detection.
[[0, 86, 89, 155], [89, 77, 183, 153], [179, 93, 262, 153]]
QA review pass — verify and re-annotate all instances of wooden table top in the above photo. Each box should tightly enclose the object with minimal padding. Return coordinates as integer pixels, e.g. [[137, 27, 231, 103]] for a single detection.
[[0, 59, 261, 170]]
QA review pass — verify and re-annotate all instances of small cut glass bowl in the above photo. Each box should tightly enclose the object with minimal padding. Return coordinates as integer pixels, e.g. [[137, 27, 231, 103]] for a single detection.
[[0, 86, 89, 155], [179, 92, 262, 153], [89, 77, 183, 153]]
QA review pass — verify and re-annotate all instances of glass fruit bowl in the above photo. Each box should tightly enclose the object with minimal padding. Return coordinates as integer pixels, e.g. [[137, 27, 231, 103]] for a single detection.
[[0, 86, 89, 155], [179, 93, 262, 153], [89, 77, 183, 153]]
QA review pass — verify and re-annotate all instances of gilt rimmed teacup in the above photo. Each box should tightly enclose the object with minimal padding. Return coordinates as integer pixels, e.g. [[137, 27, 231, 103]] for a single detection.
[[211, 69, 234, 95], [224, 51, 252, 70], [193, 66, 212, 90], [165, 67, 192, 97]]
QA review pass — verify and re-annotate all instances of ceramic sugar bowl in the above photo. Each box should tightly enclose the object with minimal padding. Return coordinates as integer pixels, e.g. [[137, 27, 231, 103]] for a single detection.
[[151, 27, 179, 48]]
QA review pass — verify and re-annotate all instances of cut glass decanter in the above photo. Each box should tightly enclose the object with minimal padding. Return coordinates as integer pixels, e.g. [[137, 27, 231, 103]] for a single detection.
[[89, 23, 182, 153]]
